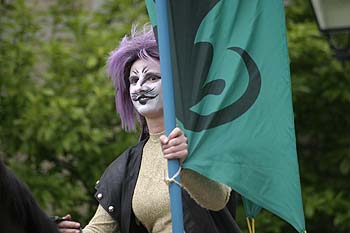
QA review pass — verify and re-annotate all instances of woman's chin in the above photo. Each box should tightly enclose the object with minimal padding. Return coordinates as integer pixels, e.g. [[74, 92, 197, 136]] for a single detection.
[[138, 108, 164, 120]]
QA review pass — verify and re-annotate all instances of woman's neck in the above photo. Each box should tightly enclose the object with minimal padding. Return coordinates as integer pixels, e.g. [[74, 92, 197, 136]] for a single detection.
[[146, 116, 165, 134]]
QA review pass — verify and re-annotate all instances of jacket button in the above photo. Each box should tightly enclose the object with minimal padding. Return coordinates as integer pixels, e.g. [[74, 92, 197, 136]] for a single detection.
[[96, 180, 100, 185], [97, 193, 103, 200], [108, 205, 114, 213]]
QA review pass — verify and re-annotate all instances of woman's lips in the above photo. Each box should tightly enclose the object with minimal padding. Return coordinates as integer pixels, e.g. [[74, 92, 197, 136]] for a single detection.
[[133, 94, 159, 105]]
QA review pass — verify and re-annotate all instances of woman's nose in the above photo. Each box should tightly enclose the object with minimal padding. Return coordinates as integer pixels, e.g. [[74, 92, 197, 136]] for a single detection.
[[135, 82, 150, 92]]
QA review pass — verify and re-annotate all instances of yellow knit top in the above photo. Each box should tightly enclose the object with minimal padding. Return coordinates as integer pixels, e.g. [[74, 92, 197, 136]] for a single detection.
[[83, 133, 231, 233], [132, 132, 172, 232]]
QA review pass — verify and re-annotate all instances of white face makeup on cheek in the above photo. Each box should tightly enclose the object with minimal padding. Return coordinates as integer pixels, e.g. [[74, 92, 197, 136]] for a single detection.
[[129, 59, 163, 119]]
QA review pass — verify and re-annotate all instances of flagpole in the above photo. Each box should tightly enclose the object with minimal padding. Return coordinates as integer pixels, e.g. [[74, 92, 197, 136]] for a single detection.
[[155, 0, 184, 232]]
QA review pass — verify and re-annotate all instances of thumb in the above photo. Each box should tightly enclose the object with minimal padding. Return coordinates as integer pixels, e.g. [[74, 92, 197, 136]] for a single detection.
[[62, 214, 72, 220], [159, 135, 169, 144]]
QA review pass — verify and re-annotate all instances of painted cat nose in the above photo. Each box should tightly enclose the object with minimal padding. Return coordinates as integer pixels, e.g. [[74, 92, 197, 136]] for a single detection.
[[136, 84, 150, 92]]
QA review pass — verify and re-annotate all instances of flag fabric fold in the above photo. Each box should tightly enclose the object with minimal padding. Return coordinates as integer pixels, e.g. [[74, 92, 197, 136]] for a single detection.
[[146, 0, 306, 232]]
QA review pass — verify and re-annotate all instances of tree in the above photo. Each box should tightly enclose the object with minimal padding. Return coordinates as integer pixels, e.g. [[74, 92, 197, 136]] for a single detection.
[[288, 1, 350, 232], [0, 0, 146, 223], [1, 0, 349, 231]]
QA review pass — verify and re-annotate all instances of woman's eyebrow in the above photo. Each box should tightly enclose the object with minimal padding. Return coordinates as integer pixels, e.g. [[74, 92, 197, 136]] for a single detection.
[[142, 66, 149, 73], [144, 72, 161, 77], [129, 75, 138, 81]]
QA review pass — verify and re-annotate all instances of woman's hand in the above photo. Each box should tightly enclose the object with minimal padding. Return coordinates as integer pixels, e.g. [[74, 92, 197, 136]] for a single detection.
[[56, 214, 81, 233], [160, 127, 188, 164]]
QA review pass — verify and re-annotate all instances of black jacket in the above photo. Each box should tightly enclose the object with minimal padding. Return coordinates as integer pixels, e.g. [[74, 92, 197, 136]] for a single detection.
[[94, 138, 241, 233]]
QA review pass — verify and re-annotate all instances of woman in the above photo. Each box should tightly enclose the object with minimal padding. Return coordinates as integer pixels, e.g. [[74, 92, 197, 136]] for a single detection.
[[58, 26, 241, 233]]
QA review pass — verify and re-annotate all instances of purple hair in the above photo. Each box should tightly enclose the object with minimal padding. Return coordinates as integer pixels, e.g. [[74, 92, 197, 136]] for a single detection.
[[107, 26, 159, 132]]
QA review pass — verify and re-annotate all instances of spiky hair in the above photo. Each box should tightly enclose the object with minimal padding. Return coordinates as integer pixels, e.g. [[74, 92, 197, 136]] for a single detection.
[[107, 25, 159, 131]]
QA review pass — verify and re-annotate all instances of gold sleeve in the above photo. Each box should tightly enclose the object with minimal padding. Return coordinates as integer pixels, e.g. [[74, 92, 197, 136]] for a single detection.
[[83, 205, 120, 233], [180, 168, 231, 211]]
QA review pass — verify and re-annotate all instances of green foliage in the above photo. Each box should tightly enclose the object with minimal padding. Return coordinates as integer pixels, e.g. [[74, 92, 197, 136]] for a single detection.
[[0, 0, 144, 224], [0, 0, 349, 232], [288, 1, 350, 233]]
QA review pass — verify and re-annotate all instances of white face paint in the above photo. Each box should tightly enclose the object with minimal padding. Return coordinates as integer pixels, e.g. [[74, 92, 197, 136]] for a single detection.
[[129, 58, 163, 119]]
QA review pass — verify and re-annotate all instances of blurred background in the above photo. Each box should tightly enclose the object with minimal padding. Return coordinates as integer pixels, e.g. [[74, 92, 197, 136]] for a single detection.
[[0, 0, 349, 232]]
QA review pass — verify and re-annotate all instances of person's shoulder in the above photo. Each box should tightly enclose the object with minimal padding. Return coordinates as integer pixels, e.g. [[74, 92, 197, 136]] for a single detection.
[[114, 137, 148, 163], [97, 137, 148, 185]]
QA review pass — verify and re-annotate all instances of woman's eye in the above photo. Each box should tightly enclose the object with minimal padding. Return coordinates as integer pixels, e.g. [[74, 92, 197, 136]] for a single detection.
[[129, 77, 138, 84], [149, 75, 160, 82]]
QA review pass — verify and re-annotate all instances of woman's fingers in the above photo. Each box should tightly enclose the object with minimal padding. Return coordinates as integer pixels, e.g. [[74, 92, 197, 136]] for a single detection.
[[57, 215, 81, 233], [159, 135, 169, 145], [163, 149, 188, 160], [167, 127, 183, 139], [163, 143, 187, 154], [160, 127, 188, 162], [59, 229, 80, 233], [160, 128, 184, 144], [62, 214, 72, 220], [57, 220, 80, 229], [161, 137, 187, 149], [160, 128, 187, 146]]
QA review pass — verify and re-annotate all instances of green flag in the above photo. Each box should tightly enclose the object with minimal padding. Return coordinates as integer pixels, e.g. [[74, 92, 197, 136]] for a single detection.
[[146, 0, 306, 232]]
